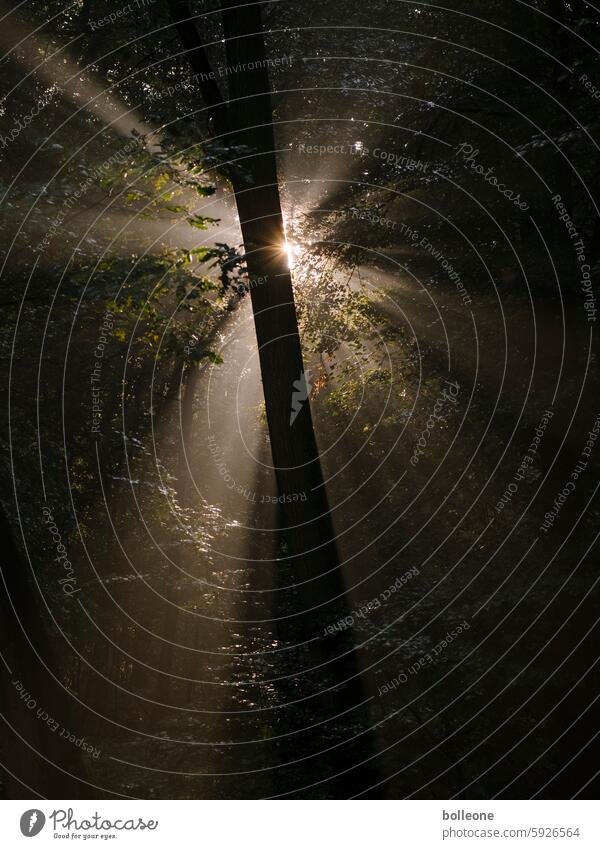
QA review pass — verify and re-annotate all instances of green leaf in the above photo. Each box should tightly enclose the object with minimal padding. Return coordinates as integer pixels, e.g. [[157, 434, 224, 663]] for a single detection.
[[187, 215, 213, 229]]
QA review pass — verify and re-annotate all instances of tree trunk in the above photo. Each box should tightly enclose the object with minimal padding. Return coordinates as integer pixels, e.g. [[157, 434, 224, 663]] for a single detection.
[[168, 0, 345, 622], [220, 0, 345, 612], [168, 2, 380, 795]]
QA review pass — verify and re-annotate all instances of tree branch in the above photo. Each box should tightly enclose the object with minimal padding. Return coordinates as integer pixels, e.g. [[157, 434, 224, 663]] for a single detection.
[[166, 0, 228, 133]]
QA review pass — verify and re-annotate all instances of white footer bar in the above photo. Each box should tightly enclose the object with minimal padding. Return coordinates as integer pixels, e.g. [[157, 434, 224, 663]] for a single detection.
[[0, 800, 598, 848]]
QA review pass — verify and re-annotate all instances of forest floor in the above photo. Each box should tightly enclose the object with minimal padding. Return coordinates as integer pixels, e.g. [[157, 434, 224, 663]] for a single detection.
[[80, 249, 599, 798]]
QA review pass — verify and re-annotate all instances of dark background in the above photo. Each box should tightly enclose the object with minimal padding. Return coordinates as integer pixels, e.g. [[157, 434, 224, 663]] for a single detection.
[[0, 0, 599, 799]]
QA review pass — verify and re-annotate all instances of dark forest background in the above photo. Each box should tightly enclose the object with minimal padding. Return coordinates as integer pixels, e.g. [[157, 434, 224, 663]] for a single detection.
[[0, 0, 599, 799]]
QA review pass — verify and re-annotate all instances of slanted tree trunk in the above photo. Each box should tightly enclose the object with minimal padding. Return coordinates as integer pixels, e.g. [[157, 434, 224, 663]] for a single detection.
[[167, 0, 380, 796], [220, 0, 343, 607], [169, 0, 343, 623]]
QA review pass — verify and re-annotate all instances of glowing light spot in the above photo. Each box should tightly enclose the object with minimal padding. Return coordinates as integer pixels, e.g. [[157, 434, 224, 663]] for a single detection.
[[284, 241, 300, 269]]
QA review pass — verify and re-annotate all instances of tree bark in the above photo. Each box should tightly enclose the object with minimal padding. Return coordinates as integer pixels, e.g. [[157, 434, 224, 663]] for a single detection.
[[169, 0, 344, 620], [168, 0, 380, 795], [221, 0, 343, 606]]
